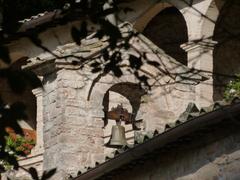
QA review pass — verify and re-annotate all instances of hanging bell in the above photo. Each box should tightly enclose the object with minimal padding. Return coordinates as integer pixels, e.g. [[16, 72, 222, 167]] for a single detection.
[[107, 125, 127, 147]]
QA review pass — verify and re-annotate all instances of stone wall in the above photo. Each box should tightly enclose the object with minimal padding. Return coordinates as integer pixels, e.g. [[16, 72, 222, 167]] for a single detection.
[[41, 69, 105, 179], [42, 72, 60, 174]]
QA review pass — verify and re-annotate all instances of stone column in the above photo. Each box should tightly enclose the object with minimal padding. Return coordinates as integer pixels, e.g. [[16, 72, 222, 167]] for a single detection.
[[31, 87, 44, 155], [39, 68, 105, 179], [181, 40, 217, 107]]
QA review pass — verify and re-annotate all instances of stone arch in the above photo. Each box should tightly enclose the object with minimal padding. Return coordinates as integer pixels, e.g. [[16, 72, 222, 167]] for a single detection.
[[142, 6, 188, 65], [102, 82, 146, 127], [212, 0, 240, 100], [133, 2, 173, 32], [85, 73, 143, 132], [90, 81, 146, 149], [201, 0, 224, 39]]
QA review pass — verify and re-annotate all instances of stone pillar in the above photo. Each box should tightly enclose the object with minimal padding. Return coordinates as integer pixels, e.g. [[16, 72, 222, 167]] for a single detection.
[[23, 49, 107, 179], [31, 87, 44, 155], [181, 40, 217, 107], [40, 68, 105, 179], [41, 72, 62, 178]]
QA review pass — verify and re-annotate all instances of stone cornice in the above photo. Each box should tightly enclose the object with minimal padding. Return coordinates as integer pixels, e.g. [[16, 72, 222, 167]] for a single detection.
[[22, 22, 206, 84], [32, 87, 43, 97], [21, 22, 133, 75], [181, 39, 218, 52]]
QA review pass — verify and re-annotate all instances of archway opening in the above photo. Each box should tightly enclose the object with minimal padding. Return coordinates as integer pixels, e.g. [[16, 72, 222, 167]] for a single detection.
[[142, 7, 188, 65], [102, 82, 146, 126], [102, 82, 146, 149], [213, 1, 240, 100]]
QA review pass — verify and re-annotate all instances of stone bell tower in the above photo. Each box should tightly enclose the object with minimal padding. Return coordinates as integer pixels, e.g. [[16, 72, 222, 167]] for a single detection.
[[24, 43, 108, 179], [23, 22, 205, 179]]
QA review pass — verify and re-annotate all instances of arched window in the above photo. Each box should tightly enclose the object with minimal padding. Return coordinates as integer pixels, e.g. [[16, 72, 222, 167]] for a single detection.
[[143, 7, 188, 65]]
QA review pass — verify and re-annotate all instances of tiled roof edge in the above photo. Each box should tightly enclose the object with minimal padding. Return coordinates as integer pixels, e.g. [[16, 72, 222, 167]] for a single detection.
[[72, 98, 240, 180]]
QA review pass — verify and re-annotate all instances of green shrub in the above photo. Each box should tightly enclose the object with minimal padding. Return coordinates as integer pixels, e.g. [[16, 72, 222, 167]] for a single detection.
[[224, 75, 240, 101]]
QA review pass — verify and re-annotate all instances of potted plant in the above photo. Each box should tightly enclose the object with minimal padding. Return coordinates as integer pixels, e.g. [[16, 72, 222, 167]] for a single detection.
[[0, 133, 35, 171], [5, 135, 35, 156]]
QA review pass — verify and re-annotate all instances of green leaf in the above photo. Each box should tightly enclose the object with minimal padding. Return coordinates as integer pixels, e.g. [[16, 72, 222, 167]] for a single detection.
[[91, 67, 102, 73], [7, 70, 27, 94], [41, 168, 56, 180], [29, 33, 42, 47], [129, 55, 142, 69], [71, 21, 88, 45], [147, 60, 160, 67], [112, 66, 123, 77], [22, 70, 42, 89], [123, 7, 134, 14], [71, 27, 81, 45], [0, 45, 11, 64], [29, 167, 39, 180]]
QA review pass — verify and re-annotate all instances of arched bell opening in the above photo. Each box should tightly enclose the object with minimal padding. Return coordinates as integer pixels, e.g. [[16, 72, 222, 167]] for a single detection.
[[213, 0, 240, 100], [142, 6, 188, 66], [102, 82, 146, 127], [102, 82, 146, 149]]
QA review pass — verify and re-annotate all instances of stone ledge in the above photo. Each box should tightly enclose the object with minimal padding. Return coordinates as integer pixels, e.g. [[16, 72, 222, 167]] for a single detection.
[[18, 153, 43, 167]]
